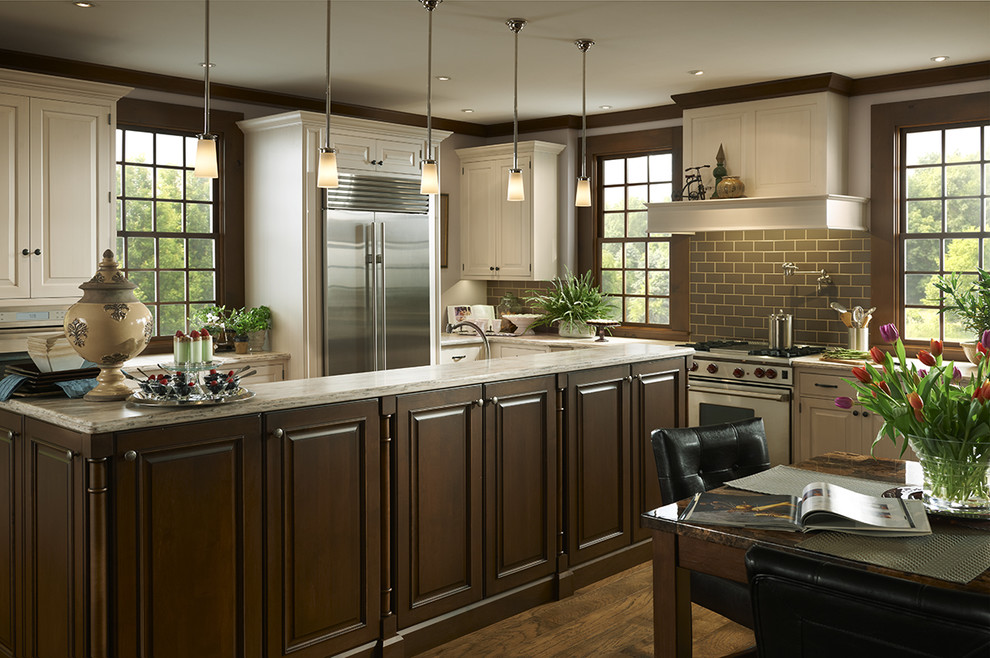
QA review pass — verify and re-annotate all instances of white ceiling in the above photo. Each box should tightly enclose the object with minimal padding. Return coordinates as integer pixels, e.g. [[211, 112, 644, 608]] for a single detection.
[[1, 0, 988, 124]]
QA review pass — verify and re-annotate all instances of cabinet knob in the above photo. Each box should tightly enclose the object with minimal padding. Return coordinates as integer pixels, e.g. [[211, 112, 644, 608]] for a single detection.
[[489, 266, 495, 271], [625, 375, 633, 383], [273, 428, 285, 439], [21, 248, 29, 256], [490, 396, 499, 406], [862, 411, 870, 418], [852, 410, 860, 416], [124, 450, 137, 462], [474, 398, 484, 407], [33, 248, 41, 256], [495, 266, 500, 271], [65, 450, 74, 461]]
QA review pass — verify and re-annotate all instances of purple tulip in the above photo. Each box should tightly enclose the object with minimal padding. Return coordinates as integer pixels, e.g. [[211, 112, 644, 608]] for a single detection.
[[834, 396, 854, 409], [918, 369, 928, 379], [953, 366, 963, 382], [982, 330, 990, 350], [879, 323, 899, 343]]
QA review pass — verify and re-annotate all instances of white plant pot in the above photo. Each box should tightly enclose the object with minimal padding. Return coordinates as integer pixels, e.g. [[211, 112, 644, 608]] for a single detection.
[[558, 321, 596, 339]]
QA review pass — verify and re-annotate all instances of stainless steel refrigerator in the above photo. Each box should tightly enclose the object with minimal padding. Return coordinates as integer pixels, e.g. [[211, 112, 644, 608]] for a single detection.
[[323, 174, 432, 375]]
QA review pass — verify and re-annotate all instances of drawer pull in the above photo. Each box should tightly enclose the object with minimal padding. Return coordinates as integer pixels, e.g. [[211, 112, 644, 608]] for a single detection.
[[124, 450, 137, 462], [814, 383, 839, 389], [273, 428, 285, 439], [451, 355, 466, 362]]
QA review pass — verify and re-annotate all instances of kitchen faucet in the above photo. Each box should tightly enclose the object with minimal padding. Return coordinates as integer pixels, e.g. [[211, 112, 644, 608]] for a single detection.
[[445, 320, 491, 361]]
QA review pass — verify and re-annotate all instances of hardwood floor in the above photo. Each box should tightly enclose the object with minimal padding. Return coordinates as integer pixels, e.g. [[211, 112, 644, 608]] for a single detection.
[[415, 561, 755, 657]]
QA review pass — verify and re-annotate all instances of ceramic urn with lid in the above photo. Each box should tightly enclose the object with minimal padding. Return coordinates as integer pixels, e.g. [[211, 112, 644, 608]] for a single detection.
[[63, 250, 153, 401]]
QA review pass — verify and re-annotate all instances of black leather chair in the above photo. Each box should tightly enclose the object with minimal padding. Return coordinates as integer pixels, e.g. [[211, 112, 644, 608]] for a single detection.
[[745, 544, 990, 657], [650, 417, 771, 629]]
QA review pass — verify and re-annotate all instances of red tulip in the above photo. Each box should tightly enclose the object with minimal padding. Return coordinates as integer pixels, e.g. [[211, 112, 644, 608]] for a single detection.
[[869, 346, 886, 364], [978, 381, 990, 403], [852, 366, 871, 384], [878, 381, 891, 395], [913, 408, 925, 423], [918, 350, 936, 367], [929, 339, 943, 356], [979, 342, 988, 355], [907, 391, 923, 410]]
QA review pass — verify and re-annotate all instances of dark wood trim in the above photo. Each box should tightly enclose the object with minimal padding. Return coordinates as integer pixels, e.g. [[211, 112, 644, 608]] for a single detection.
[[486, 115, 583, 138], [0, 49, 487, 137], [116, 98, 246, 332], [869, 91, 990, 345], [671, 73, 855, 109], [851, 60, 990, 96], [587, 104, 682, 129]]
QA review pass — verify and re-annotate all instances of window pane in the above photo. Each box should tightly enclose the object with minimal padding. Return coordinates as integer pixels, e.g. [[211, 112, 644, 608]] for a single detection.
[[189, 271, 215, 302], [904, 273, 936, 305], [648, 297, 669, 324], [627, 211, 647, 238], [185, 170, 213, 202], [946, 164, 980, 196], [186, 203, 213, 233], [905, 199, 942, 233], [157, 133, 185, 166], [649, 154, 672, 181], [603, 213, 624, 238], [159, 237, 186, 268], [124, 165, 153, 197], [905, 130, 941, 166], [601, 242, 622, 268], [944, 310, 969, 342], [944, 238, 979, 271], [127, 237, 156, 268], [648, 270, 669, 296], [625, 270, 645, 295], [906, 167, 941, 198], [627, 156, 648, 184], [188, 238, 215, 269], [130, 271, 156, 303], [601, 270, 622, 294], [904, 238, 939, 271], [115, 128, 122, 161], [156, 202, 183, 232], [946, 198, 980, 232], [627, 185, 648, 210], [603, 187, 624, 211], [945, 126, 980, 162], [649, 183, 672, 203], [159, 271, 186, 302], [602, 159, 624, 185], [625, 297, 646, 323], [904, 307, 940, 341], [115, 198, 122, 232], [648, 242, 669, 269], [156, 167, 183, 199], [624, 242, 646, 269], [124, 130, 153, 163], [159, 304, 186, 336]]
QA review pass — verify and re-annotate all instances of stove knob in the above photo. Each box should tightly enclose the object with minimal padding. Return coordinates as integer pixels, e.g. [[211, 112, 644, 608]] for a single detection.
[[754, 367, 765, 378], [706, 363, 718, 374], [765, 368, 778, 380], [690, 362, 699, 372], [733, 367, 745, 378]]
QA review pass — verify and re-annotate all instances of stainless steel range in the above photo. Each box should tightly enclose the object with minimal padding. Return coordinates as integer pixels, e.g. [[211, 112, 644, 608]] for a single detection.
[[677, 341, 827, 465]]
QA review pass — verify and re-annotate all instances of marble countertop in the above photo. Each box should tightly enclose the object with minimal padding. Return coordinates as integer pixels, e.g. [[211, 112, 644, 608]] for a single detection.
[[441, 333, 683, 349], [124, 350, 291, 370], [792, 353, 979, 377], [2, 343, 691, 435]]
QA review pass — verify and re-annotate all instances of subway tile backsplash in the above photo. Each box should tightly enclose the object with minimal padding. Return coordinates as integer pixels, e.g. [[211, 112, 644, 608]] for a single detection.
[[484, 228, 871, 347]]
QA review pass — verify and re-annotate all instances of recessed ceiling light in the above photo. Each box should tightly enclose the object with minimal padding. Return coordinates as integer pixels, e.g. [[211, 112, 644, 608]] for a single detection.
[[436, 75, 451, 81], [461, 108, 474, 113], [599, 105, 612, 110], [73, 1, 94, 6], [930, 55, 949, 63], [688, 69, 704, 76]]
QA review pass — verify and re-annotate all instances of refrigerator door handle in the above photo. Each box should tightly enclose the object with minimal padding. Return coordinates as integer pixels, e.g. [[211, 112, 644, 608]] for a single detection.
[[368, 222, 379, 371], [377, 222, 387, 368]]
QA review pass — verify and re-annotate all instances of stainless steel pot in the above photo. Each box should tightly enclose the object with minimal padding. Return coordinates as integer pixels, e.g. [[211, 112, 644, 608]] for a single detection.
[[769, 309, 793, 349]]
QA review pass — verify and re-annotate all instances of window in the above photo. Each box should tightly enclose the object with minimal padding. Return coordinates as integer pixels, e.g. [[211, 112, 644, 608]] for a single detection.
[[115, 127, 220, 337], [900, 122, 989, 341], [599, 152, 674, 325]]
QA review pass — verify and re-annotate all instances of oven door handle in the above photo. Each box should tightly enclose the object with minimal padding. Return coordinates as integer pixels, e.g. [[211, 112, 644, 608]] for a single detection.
[[689, 385, 791, 403]]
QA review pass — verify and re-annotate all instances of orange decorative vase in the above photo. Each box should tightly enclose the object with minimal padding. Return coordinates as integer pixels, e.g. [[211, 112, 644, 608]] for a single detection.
[[63, 250, 153, 401]]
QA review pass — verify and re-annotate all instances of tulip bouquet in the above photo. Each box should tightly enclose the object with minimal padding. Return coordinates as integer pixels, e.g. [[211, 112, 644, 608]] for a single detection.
[[835, 325, 990, 512]]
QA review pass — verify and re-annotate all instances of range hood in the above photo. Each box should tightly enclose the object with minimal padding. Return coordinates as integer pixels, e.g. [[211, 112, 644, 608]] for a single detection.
[[648, 89, 870, 234], [647, 194, 869, 234]]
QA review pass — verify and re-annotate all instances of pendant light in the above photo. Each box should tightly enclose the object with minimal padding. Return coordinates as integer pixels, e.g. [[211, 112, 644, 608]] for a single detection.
[[419, 0, 441, 194], [574, 39, 594, 207], [194, 0, 218, 179], [506, 18, 526, 202], [317, 0, 339, 188]]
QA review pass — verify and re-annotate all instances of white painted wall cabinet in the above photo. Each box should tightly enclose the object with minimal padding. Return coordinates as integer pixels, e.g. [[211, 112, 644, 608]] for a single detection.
[[456, 141, 565, 281], [0, 70, 128, 302]]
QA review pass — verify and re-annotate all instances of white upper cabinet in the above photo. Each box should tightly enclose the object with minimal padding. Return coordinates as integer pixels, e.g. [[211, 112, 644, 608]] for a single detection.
[[456, 141, 564, 281], [331, 119, 428, 176], [0, 69, 129, 302]]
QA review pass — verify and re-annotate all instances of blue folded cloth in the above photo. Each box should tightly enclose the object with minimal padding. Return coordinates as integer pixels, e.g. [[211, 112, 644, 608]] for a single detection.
[[0, 375, 28, 401], [55, 379, 98, 398]]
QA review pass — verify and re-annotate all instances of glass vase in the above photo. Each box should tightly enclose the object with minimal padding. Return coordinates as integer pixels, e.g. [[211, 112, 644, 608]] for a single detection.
[[906, 436, 990, 516]]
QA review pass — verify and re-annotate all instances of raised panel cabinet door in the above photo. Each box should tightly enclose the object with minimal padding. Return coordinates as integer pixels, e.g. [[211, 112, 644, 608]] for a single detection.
[[395, 386, 483, 628], [0, 93, 29, 299], [376, 138, 422, 176], [566, 365, 632, 565], [114, 415, 263, 658], [630, 359, 687, 541], [496, 155, 533, 279], [264, 400, 381, 658], [799, 397, 859, 460], [331, 133, 376, 171], [459, 160, 498, 278], [22, 419, 88, 658], [483, 376, 556, 595], [0, 411, 20, 658], [30, 98, 111, 298]]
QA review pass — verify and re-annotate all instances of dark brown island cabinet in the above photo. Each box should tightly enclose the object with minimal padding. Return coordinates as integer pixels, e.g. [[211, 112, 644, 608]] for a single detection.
[[0, 354, 687, 658]]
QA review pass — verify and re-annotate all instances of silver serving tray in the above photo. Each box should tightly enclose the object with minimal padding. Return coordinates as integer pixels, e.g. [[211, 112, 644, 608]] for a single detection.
[[126, 388, 255, 407]]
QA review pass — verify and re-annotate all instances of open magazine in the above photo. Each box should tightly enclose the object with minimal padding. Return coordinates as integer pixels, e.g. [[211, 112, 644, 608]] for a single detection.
[[678, 482, 931, 536]]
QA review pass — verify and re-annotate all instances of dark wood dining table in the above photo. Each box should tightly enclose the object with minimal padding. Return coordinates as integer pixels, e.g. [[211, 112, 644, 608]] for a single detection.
[[640, 451, 990, 658]]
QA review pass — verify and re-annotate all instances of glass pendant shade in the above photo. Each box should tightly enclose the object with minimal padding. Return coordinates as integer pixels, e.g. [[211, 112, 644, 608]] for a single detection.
[[194, 135, 218, 178], [507, 169, 525, 201], [575, 177, 591, 207], [420, 160, 439, 194], [317, 148, 339, 188]]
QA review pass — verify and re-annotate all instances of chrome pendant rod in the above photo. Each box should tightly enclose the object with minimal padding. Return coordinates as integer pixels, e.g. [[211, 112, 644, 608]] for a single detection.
[[576, 39, 594, 179], [202, 0, 210, 136], [507, 19, 526, 171], [324, 0, 331, 148]]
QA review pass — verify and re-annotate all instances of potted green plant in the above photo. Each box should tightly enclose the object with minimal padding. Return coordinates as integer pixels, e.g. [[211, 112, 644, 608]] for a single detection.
[[188, 305, 234, 351], [526, 270, 617, 338], [229, 305, 272, 352], [932, 268, 990, 363]]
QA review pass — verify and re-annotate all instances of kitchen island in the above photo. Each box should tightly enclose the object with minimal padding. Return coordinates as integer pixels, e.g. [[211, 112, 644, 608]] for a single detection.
[[0, 343, 690, 658]]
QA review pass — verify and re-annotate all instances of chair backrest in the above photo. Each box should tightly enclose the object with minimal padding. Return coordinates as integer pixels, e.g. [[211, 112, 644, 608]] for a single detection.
[[745, 544, 990, 658], [650, 417, 770, 504]]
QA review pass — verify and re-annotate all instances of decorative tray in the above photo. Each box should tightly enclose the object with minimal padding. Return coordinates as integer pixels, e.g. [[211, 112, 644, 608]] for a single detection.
[[155, 360, 228, 373], [127, 389, 255, 407]]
